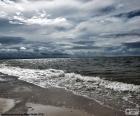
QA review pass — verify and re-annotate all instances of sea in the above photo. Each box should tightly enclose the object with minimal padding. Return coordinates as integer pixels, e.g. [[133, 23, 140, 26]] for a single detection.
[[0, 56, 140, 112]]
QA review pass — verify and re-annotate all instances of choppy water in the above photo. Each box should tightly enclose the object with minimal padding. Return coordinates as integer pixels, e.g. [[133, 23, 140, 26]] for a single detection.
[[0, 57, 140, 112]]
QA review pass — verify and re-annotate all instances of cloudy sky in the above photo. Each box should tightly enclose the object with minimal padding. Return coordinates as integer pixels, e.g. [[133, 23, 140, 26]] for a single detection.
[[0, 0, 140, 58]]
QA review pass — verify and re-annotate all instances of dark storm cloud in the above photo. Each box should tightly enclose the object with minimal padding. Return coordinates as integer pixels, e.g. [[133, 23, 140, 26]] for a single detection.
[[124, 41, 140, 48], [0, 18, 20, 29], [115, 9, 140, 19], [0, 0, 140, 57], [0, 19, 10, 27], [99, 6, 116, 14], [0, 38, 69, 58], [72, 40, 95, 45], [70, 46, 99, 50], [99, 32, 140, 38], [0, 36, 24, 44]]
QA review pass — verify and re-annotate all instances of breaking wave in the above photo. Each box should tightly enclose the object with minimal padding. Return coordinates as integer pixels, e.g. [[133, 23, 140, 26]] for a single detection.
[[0, 65, 139, 92], [0, 65, 140, 111]]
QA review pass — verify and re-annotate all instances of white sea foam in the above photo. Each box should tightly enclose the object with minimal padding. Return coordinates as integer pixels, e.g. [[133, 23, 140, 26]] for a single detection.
[[0, 65, 139, 92], [0, 65, 140, 111]]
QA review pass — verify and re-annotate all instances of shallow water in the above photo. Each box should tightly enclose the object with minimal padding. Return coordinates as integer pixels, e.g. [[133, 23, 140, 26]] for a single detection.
[[0, 57, 140, 112], [1, 57, 140, 84]]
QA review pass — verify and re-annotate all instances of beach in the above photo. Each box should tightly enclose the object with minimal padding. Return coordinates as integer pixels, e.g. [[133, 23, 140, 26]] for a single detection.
[[0, 0, 140, 115], [0, 58, 140, 116], [0, 74, 125, 116]]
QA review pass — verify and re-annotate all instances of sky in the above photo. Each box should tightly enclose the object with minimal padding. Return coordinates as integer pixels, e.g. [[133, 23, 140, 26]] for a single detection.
[[0, 0, 140, 58]]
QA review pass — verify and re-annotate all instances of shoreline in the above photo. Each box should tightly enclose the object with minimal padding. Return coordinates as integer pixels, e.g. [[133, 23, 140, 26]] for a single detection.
[[0, 75, 125, 116]]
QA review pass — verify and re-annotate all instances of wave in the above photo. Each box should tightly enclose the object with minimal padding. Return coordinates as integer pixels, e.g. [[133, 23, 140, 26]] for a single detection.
[[0, 65, 139, 92], [0, 65, 139, 111]]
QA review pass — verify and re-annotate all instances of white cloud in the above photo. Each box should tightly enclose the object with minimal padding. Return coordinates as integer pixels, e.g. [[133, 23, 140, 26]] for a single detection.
[[80, 0, 114, 11], [0, 0, 115, 18], [9, 14, 73, 28], [0, 0, 73, 27], [25, 17, 69, 26], [0, 0, 24, 12], [0, 0, 140, 56], [20, 46, 26, 50]]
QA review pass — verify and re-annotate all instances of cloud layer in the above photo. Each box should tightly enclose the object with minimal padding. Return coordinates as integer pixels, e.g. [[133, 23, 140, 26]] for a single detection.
[[0, 0, 140, 57]]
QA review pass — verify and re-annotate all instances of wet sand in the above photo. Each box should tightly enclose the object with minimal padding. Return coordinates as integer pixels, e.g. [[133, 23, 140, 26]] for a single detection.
[[0, 98, 16, 113], [0, 74, 125, 116], [26, 103, 91, 116]]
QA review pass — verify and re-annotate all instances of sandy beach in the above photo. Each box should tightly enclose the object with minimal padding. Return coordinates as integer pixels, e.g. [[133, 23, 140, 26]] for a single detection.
[[0, 73, 126, 116]]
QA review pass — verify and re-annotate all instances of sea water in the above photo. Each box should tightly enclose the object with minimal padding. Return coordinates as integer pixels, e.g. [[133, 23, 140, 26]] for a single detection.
[[0, 57, 140, 112]]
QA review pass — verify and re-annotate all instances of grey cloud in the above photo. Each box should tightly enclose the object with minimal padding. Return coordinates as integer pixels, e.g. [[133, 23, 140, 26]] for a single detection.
[[0, 37, 69, 58], [70, 46, 99, 50], [0, 0, 140, 57], [114, 9, 140, 19], [124, 41, 140, 48], [0, 36, 24, 44], [99, 32, 140, 38], [72, 40, 95, 45]]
